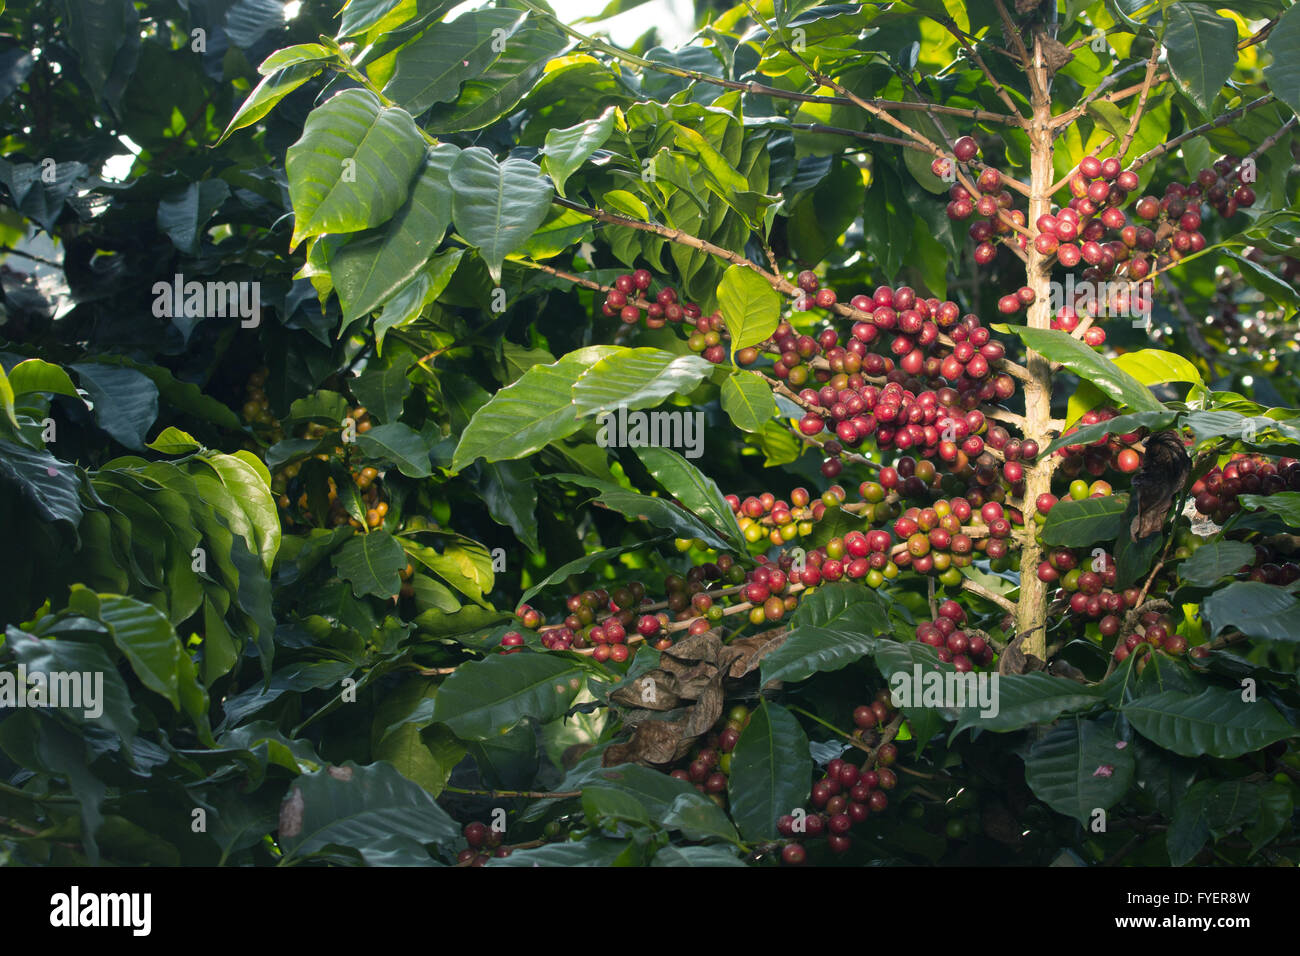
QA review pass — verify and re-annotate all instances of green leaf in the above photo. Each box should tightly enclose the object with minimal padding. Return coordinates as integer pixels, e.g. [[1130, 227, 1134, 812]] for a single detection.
[[356, 423, 434, 478], [1122, 687, 1297, 758], [1010, 328, 1163, 412], [584, 764, 739, 843], [279, 761, 459, 866], [727, 700, 812, 842], [62, 0, 135, 101], [7, 359, 79, 398], [351, 362, 413, 424], [146, 426, 202, 455], [195, 450, 281, 574], [1202, 581, 1300, 643], [652, 844, 746, 866], [541, 106, 617, 198], [1022, 718, 1134, 825], [286, 89, 427, 249], [518, 536, 669, 608], [951, 673, 1104, 736], [382, 9, 523, 115], [716, 264, 780, 357], [1041, 494, 1129, 546], [487, 837, 630, 866], [1264, 1, 1300, 118], [258, 42, 338, 74], [632, 446, 745, 551], [1228, 253, 1300, 307], [403, 539, 494, 604], [423, 21, 569, 133], [1179, 540, 1255, 586], [720, 371, 777, 433], [0, 439, 81, 527], [1163, 3, 1238, 113], [757, 420, 800, 466], [862, 163, 911, 282], [156, 180, 231, 256], [71, 363, 159, 450], [217, 62, 324, 145], [1167, 779, 1263, 866], [759, 583, 887, 685], [332, 529, 407, 598], [548, 472, 735, 551], [330, 144, 459, 327], [449, 147, 554, 284], [66, 588, 182, 710], [7, 628, 138, 752], [571, 347, 714, 416], [1244, 782, 1293, 857], [1113, 349, 1204, 389], [432, 653, 584, 740], [477, 459, 540, 553], [450, 345, 617, 471], [1239, 492, 1300, 527], [1043, 410, 1174, 456]]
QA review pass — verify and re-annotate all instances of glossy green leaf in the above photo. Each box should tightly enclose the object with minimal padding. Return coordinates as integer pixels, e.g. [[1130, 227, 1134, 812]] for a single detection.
[[1202, 581, 1300, 643], [432, 653, 584, 740], [727, 700, 812, 842], [1163, 3, 1238, 113], [356, 423, 434, 478], [541, 106, 616, 198], [716, 264, 780, 357], [332, 529, 407, 598], [286, 89, 427, 249], [1041, 494, 1129, 546], [450, 346, 617, 471], [760, 583, 887, 685], [1011, 328, 1163, 412], [449, 147, 554, 284], [720, 371, 777, 433], [571, 347, 714, 416], [1023, 718, 1134, 825], [1123, 687, 1297, 758], [278, 761, 458, 865], [1179, 539, 1255, 586], [330, 143, 459, 327]]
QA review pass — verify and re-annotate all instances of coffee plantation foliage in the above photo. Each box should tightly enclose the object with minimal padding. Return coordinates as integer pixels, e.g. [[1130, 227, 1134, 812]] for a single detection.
[[1, 0, 1300, 867]]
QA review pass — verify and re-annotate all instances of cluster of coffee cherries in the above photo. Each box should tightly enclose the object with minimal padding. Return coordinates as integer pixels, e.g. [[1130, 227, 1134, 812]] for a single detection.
[[1231, 538, 1300, 587], [667, 705, 750, 805], [516, 582, 662, 655], [940, 135, 1031, 264], [1112, 608, 1186, 663], [913, 599, 994, 671], [240, 366, 284, 441], [794, 375, 1013, 465], [766, 281, 1014, 398], [1052, 407, 1147, 479], [1037, 546, 1133, 625], [455, 821, 510, 866], [599, 269, 734, 363], [778, 691, 900, 863], [279, 462, 391, 533], [1192, 454, 1300, 525]]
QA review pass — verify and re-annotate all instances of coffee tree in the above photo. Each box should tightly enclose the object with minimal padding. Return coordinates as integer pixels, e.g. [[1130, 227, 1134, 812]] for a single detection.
[[1, 0, 1299, 866]]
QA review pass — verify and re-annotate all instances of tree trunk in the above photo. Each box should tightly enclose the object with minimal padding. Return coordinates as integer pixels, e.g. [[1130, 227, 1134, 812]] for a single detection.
[[1014, 35, 1055, 662]]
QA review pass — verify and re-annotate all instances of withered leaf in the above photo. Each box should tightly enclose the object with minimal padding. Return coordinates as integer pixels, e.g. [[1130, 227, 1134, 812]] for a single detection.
[[1130, 430, 1191, 541], [723, 626, 789, 678], [278, 786, 305, 839]]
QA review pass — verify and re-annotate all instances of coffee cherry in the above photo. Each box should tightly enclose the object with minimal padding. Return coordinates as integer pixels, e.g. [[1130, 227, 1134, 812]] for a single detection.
[[781, 842, 807, 865], [953, 136, 979, 162]]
